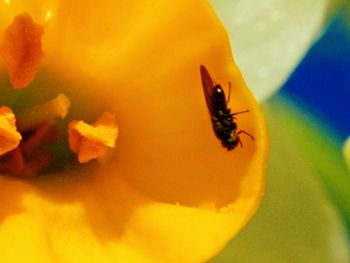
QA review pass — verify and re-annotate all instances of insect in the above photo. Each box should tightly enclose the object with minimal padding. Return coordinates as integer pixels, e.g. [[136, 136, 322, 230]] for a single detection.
[[200, 65, 254, 150]]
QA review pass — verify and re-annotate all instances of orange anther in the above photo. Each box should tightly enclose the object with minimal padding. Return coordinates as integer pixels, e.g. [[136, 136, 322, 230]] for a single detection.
[[68, 112, 118, 163], [0, 107, 22, 155], [0, 13, 44, 89]]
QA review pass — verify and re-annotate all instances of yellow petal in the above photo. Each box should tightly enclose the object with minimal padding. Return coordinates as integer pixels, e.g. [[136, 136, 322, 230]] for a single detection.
[[0, 0, 268, 262]]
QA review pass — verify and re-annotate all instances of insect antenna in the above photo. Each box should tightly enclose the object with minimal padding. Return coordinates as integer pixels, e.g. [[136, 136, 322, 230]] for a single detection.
[[231, 109, 250, 119], [232, 109, 250, 116]]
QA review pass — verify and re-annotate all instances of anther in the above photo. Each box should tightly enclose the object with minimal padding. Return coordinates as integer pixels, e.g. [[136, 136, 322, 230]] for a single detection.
[[68, 112, 118, 163], [0, 13, 44, 89], [0, 106, 22, 156]]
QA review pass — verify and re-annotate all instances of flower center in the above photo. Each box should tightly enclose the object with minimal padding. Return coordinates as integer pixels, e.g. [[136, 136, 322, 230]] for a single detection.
[[0, 13, 118, 177]]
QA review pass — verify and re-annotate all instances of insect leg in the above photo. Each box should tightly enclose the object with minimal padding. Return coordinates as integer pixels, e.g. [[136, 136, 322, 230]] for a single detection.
[[237, 130, 255, 141], [238, 137, 243, 148], [226, 82, 231, 103]]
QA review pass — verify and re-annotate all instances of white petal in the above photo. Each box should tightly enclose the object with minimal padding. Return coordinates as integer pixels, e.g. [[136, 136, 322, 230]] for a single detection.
[[343, 136, 350, 169], [210, 0, 330, 101]]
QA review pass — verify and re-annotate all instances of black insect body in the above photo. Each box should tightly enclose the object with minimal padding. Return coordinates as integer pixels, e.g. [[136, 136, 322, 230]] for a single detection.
[[200, 65, 254, 150]]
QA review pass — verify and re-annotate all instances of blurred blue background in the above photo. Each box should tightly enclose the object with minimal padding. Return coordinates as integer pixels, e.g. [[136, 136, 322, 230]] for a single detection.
[[280, 9, 350, 141]]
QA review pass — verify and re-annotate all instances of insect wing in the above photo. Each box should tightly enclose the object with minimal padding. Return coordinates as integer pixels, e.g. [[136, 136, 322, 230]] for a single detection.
[[200, 65, 215, 113]]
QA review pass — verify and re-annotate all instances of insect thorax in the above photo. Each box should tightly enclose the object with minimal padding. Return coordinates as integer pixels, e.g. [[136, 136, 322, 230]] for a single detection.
[[211, 87, 228, 111]]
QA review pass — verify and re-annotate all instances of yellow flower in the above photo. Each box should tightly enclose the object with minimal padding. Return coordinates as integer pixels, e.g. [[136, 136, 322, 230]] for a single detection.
[[0, 0, 268, 262]]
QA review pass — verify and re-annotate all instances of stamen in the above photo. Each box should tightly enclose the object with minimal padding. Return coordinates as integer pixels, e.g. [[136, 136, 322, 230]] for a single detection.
[[0, 107, 22, 155], [0, 121, 58, 177], [21, 121, 58, 158], [0, 94, 69, 177], [0, 148, 24, 175], [17, 93, 71, 131], [0, 13, 44, 89], [21, 150, 52, 177], [68, 112, 118, 163]]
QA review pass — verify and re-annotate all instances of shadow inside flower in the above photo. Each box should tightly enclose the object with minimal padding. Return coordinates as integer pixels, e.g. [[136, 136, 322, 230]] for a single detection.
[[32, 167, 149, 241]]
